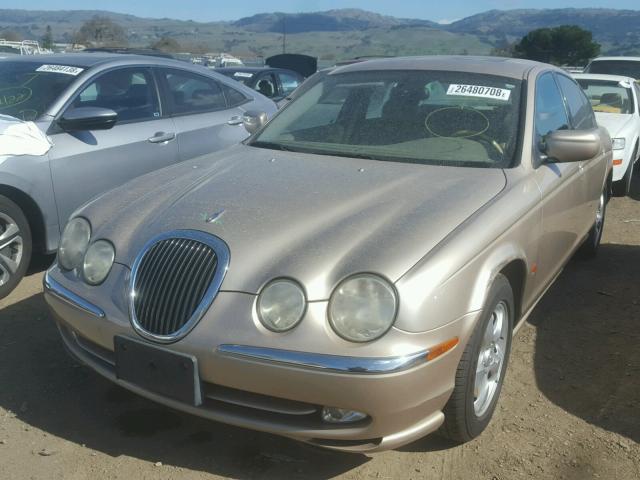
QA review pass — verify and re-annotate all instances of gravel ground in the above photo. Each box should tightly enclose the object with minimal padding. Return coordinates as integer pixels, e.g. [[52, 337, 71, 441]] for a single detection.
[[0, 176, 639, 480]]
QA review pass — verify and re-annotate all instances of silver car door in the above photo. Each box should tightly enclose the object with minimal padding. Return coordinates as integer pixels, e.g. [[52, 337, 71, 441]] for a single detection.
[[157, 68, 250, 161], [532, 72, 585, 293], [48, 66, 178, 225]]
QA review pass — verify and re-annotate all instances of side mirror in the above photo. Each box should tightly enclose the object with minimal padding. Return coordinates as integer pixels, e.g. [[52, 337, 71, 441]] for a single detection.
[[243, 111, 268, 135], [541, 129, 601, 163], [58, 107, 118, 132]]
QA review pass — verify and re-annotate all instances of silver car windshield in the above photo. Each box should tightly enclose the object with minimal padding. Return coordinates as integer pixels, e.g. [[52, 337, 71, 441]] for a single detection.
[[0, 61, 81, 121], [251, 70, 523, 168], [576, 79, 634, 115]]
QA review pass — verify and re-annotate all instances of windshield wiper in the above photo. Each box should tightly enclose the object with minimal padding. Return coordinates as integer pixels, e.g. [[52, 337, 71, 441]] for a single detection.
[[249, 141, 292, 152]]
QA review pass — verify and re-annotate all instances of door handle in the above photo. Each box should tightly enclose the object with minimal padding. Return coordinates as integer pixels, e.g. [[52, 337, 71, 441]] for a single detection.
[[148, 132, 176, 143], [227, 116, 243, 126]]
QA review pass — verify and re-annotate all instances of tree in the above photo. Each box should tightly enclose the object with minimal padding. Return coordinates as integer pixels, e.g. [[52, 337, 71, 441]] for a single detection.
[[75, 15, 128, 47], [150, 36, 181, 52], [42, 25, 54, 50], [513, 25, 600, 66]]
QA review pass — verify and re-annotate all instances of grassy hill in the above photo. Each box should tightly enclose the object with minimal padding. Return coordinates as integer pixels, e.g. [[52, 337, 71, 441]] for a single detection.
[[0, 7, 639, 59]]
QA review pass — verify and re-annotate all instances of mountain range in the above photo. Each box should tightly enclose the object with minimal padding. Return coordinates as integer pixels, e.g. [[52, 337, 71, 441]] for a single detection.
[[1, 7, 639, 59]]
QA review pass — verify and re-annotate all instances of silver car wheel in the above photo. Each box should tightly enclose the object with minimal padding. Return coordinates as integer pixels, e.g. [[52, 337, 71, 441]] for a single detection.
[[0, 212, 24, 287], [474, 300, 508, 417]]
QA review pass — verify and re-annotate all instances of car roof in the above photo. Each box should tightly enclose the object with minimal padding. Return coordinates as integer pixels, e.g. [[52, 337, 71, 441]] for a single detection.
[[331, 55, 553, 79], [0, 52, 192, 69], [573, 73, 637, 83], [590, 57, 640, 63]]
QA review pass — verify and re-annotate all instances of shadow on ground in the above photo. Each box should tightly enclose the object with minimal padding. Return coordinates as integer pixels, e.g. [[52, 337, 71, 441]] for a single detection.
[[529, 242, 640, 443], [0, 294, 368, 479]]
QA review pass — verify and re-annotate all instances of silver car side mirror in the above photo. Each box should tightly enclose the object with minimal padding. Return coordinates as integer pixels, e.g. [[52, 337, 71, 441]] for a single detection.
[[243, 111, 268, 135], [541, 129, 601, 163]]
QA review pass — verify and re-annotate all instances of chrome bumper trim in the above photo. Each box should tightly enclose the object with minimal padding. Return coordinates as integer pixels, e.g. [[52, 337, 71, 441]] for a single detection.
[[44, 271, 105, 319], [217, 344, 428, 375]]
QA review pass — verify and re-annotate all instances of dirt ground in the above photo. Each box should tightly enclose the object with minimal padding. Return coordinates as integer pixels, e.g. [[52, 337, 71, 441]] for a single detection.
[[1, 177, 639, 480]]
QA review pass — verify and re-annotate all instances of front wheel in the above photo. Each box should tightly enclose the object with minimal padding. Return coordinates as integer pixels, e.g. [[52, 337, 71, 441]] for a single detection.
[[0, 195, 32, 299], [441, 274, 514, 443]]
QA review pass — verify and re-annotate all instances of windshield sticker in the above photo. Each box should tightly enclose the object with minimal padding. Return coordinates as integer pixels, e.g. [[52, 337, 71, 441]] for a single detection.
[[447, 84, 511, 101], [233, 72, 254, 78], [35, 64, 84, 76], [618, 80, 633, 88]]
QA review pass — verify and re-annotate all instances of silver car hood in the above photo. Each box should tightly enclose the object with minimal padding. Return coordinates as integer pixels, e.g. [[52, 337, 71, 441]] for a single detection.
[[85, 145, 506, 299]]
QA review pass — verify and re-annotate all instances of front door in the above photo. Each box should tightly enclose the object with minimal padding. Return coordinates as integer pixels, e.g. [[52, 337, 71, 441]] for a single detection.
[[49, 67, 178, 225]]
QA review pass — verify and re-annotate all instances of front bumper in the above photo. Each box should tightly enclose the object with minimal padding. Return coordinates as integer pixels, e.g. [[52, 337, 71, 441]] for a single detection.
[[44, 266, 479, 452]]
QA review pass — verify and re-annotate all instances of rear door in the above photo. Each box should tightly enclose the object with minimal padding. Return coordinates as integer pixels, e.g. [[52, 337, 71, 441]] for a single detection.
[[157, 68, 251, 161], [49, 66, 178, 225]]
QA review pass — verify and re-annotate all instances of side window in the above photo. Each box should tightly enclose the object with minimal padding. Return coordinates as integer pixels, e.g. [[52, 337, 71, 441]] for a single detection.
[[255, 73, 278, 98], [278, 72, 301, 96], [535, 73, 570, 138], [221, 83, 249, 107], [161, 69, 227, 115], [73, 68, 159, 122], [556, 74, 596, 130]]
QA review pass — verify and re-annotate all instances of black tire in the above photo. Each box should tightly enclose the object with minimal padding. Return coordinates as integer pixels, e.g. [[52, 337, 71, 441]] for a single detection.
[[0, 195, 32, 299], [612, 150, 636, 197], [578, 187, 607, 259], [441, 274, 514, 443]]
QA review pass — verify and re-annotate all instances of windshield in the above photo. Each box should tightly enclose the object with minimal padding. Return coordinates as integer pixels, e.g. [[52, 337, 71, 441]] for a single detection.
[[250, 70, 522, 168], [576, 78, 634, 114], [586, 60, 640, 80], [0, 61, 82, 121]]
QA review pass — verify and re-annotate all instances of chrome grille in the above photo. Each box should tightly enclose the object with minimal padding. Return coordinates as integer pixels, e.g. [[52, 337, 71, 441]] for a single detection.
[[129, 231, 229, 343]]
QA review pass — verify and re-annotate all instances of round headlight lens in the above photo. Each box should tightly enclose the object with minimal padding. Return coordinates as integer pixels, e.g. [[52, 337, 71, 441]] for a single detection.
[[82, 240, 115, 285], [58, 217, 91, 270], [257, 279, 306, 332], [328, 274, 397, 342]]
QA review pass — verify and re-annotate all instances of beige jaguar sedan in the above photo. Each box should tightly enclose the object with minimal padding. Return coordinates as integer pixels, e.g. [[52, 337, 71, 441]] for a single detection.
[[44, 56, 612, 452]]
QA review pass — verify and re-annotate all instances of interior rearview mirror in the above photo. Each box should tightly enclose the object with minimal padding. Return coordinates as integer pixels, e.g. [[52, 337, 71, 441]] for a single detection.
[[58, 107, 118, 132], [541, 129, 601, 163], [243, 111, 268, 135]]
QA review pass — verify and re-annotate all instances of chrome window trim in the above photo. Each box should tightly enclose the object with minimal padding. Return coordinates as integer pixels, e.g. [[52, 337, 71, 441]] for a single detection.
[[43, 271, 105, 319], [128, 230, 230, 344], [217, 344, 429, 375]]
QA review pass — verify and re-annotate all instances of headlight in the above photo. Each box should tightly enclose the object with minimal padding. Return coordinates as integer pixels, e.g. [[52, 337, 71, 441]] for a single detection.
[[328, 274, 398, 342], [58, 217, 91, 270], [82, 240, 115, 285], [612, 138, 626, 150], [257, 279, 306, 332]]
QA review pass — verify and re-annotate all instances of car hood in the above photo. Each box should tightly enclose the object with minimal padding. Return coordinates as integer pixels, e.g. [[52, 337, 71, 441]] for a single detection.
[[83, 145, 506, 299], [594, 112, 634, 138]]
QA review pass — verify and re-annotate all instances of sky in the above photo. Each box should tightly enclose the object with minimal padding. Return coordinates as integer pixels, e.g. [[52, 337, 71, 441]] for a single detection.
[[18, 1, 640, 23]]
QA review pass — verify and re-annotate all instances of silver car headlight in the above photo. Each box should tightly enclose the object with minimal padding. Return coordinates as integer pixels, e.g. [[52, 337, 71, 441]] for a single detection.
[[82, 240, 115, 285], [612, 138, 625, 150], [257, 279, 306, 332], [58, 217, 91, 271], [328, 274, 398, 342]]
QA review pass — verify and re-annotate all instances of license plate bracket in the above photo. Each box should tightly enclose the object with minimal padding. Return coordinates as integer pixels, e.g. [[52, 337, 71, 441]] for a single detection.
[[114, 335, 202, 406]]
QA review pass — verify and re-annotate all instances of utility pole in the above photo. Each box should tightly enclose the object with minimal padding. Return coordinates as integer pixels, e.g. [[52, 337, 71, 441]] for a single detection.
[[282, 15, 286, 54]]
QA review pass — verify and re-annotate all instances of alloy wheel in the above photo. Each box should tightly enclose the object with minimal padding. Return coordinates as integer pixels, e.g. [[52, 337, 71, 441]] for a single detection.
[[0, 212, 24, 287], [474, 300, 509, 417]]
